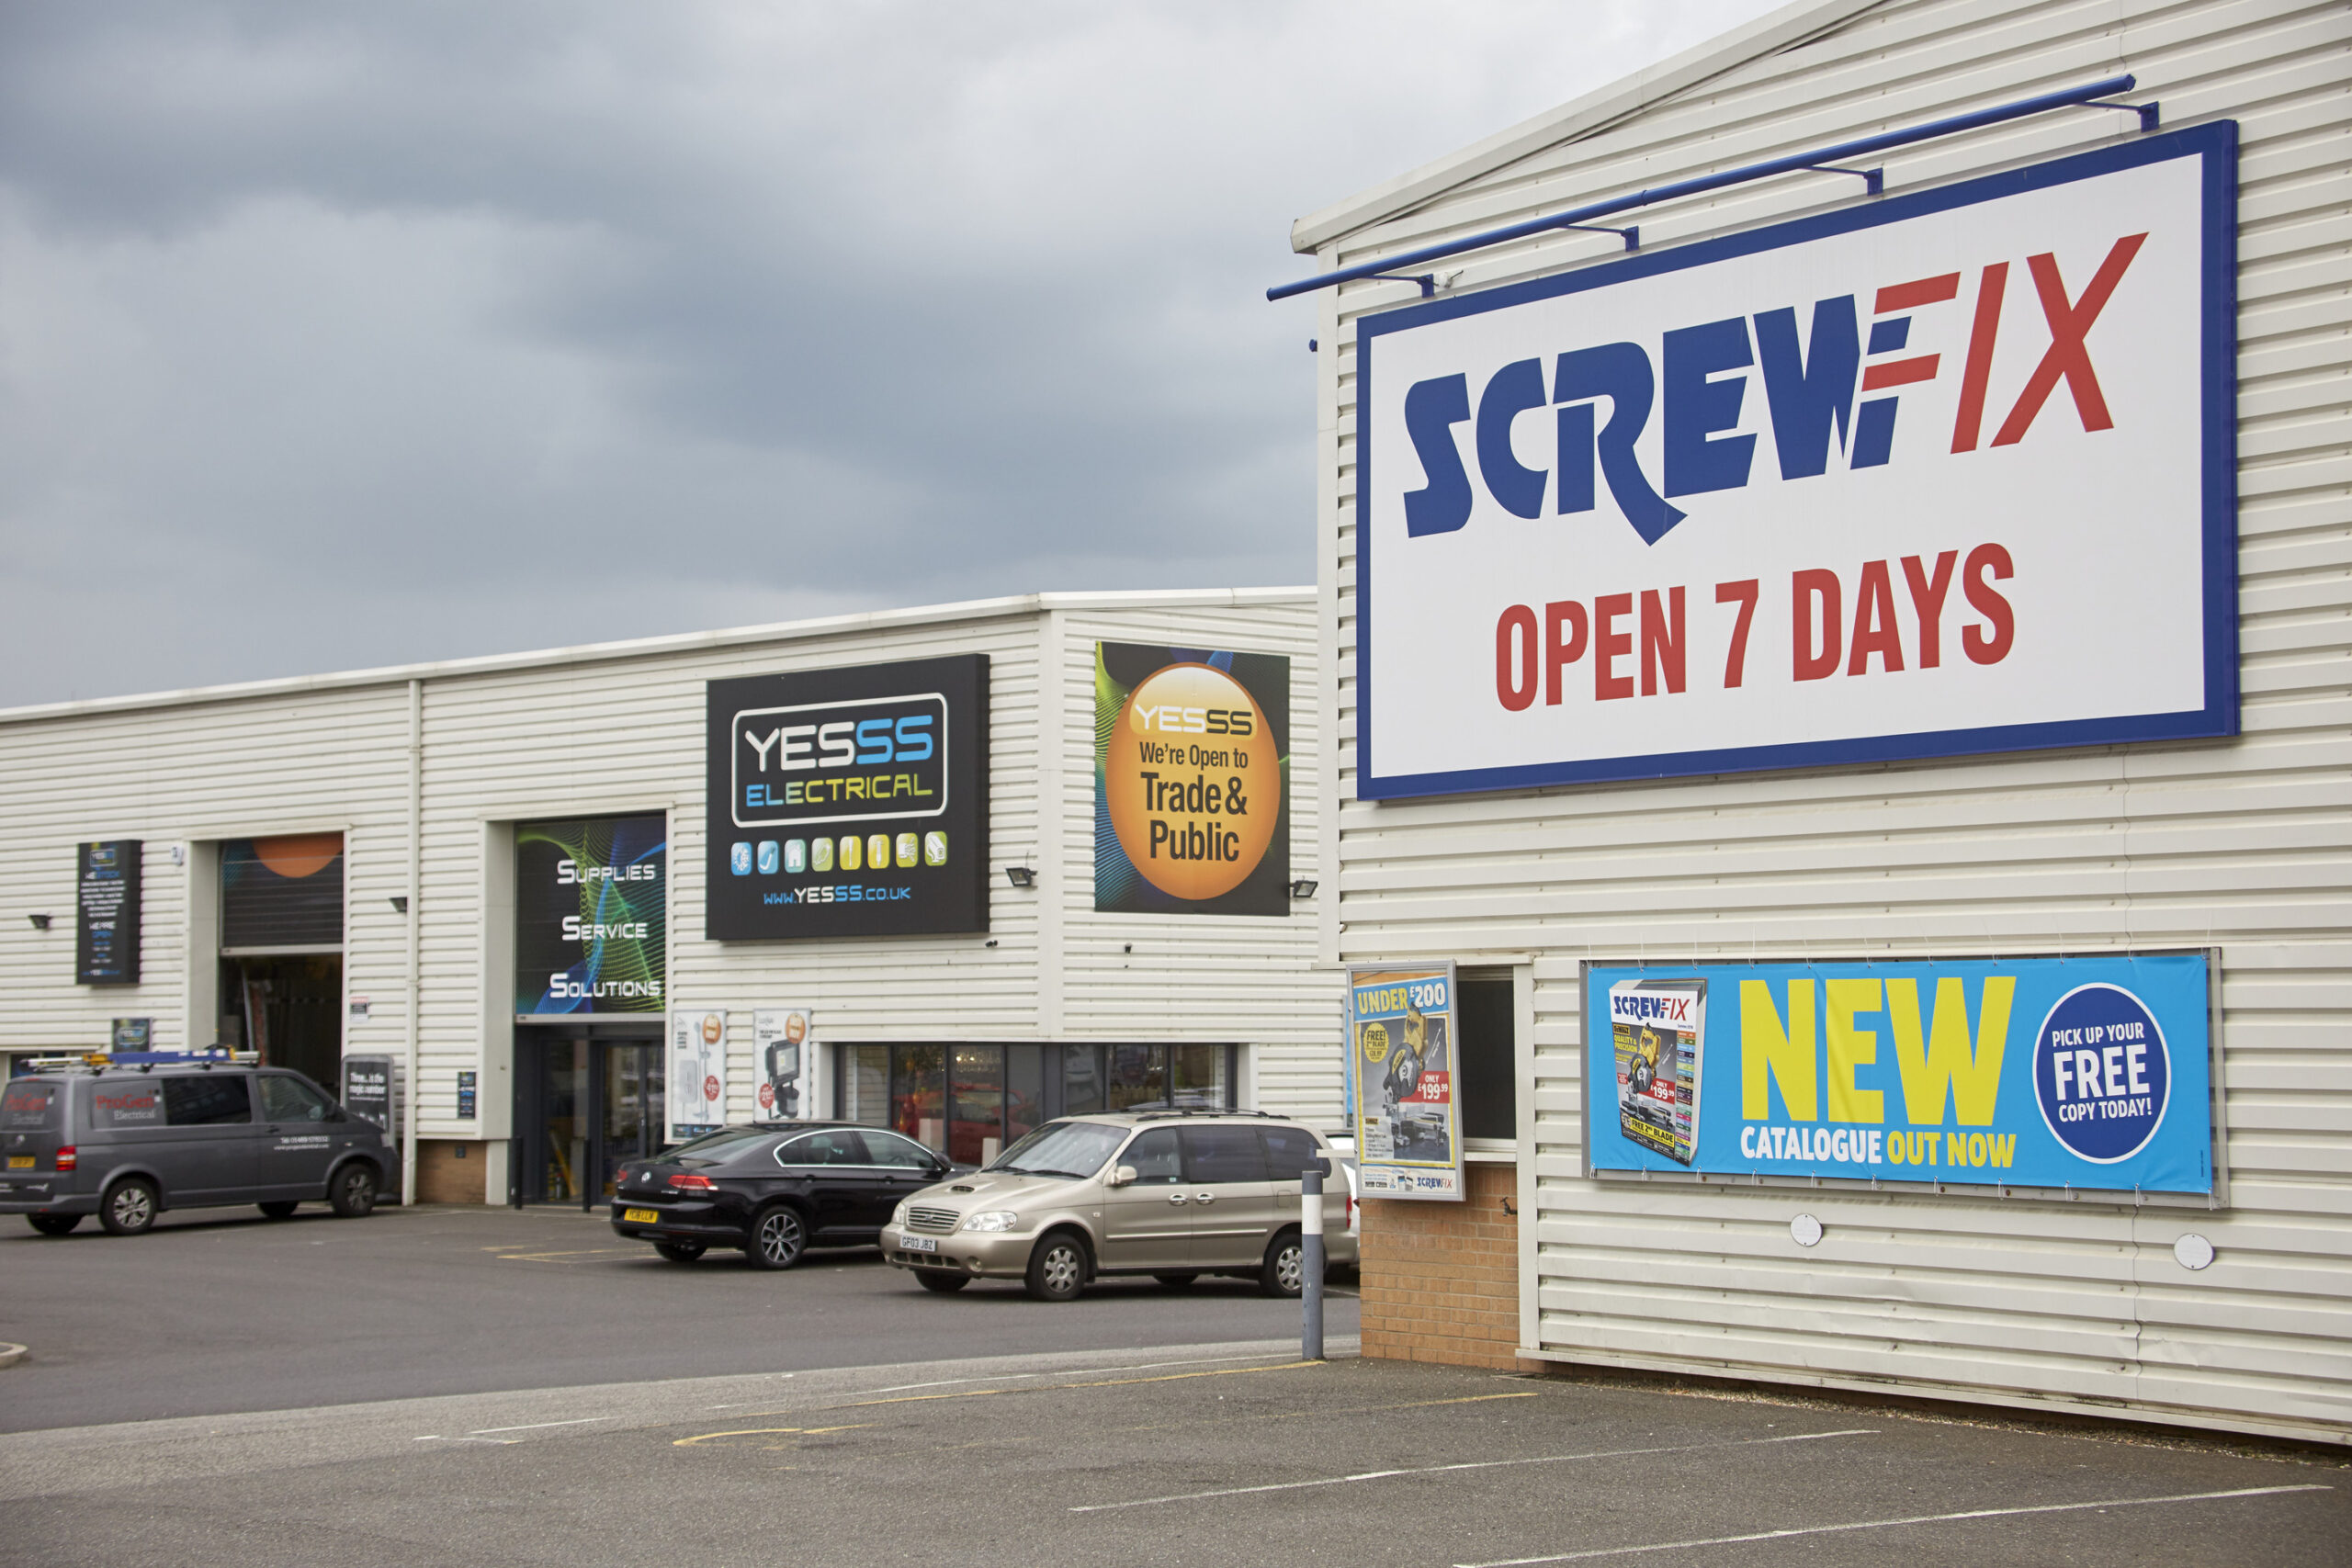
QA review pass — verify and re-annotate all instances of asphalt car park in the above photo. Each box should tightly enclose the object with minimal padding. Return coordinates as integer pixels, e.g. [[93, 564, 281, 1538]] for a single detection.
[[2, 1344, 2343, 1568], [0, 1202, 1356, 1433]]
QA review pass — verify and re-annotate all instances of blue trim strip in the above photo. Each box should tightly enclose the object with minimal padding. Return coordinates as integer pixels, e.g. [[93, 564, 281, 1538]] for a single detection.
[[1355, 122, 2239, 802], [1270, 76, 2144, 301]]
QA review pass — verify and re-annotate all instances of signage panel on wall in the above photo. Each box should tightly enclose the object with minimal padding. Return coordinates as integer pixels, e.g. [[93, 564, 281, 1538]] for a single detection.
[[753, 1009, 810, 1121], [707, 655, 989, 940], [1348, 964, 1463, 1200], [515, 815, 667, 1016], [76, 840, 141, 986], [1355, 125, 2236, 797], [669, 1007, 729, 1142], [1095, 642, 1291, 916], [1582, 953, 2214, 1195]]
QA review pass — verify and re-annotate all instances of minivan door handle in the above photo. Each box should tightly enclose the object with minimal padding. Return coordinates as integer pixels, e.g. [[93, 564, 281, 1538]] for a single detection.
[[1166, 1192, 1188, 1206], [1193, 1190, 1216, 1204]]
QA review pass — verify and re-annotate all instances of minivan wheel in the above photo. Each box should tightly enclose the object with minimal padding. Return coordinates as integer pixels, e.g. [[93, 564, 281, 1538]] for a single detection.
[[746, 1206, 807, 1269], [27, 1213, 81, 1236], [1260, 1228, 1305, 1298], [914, 1269, 971, 1293], [1024, 1232, 1088, 1303], [329, 1165, 379, 1218], [653, 1242, 707, 1263], [258, 1201, 300, 1219], [100, 1179, 159, 1236]]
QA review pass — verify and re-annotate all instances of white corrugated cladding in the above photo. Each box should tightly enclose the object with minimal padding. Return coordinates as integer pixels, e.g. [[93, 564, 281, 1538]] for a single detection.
[[1303, 0, 2350, 1440], [0, 687, 411, 1055], [0, 590, 1329, 1133], [1052, 604, 1337, 1125]]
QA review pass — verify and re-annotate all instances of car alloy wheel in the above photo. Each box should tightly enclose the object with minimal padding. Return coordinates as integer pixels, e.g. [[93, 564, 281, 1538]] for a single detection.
[[749, 1206, 806, 1269], [101, 1179, 158, 1236], [330, 1166, 378, 1218], [1261, 1229, 1305, 1298], [1025, 1232, 1087, 1302]]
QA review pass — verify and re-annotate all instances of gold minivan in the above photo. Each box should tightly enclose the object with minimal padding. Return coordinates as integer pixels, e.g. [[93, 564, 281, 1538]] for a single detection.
[[878, 1111, 1356, 1301]]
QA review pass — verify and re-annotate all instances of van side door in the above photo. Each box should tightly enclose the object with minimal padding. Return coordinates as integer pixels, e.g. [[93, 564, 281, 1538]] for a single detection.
[[1177, 1124, 1273, 1269], [159, 1073, 263, 1205], [1096, 1127, 1191, 1269]]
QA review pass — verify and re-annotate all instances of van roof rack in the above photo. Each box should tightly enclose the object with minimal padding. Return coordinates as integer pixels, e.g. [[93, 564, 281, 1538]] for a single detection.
[[19, 1047, 258, 1073], [1130, 1106, 1273, 1121]]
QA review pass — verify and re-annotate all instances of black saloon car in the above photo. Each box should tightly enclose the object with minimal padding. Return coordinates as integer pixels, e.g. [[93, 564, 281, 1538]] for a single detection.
[[610, 1122, 963, 1269]]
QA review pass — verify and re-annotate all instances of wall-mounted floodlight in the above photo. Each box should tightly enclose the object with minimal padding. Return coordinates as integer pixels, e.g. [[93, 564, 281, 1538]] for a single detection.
[[27, 913, 52, 931], [1288, 879, 1318, 899], [1003, 867, 1037, 889], [390, 897, 409, 914]]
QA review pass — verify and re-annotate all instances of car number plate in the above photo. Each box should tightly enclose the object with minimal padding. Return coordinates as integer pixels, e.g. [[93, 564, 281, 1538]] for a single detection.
[[899, 1234, 938, 1252], [623, 1208, 660, 1224], [6, 1156, 31, 1169]]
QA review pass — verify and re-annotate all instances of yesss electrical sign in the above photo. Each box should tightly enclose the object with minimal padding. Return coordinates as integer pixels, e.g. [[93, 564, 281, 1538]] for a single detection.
[[1356, 125, 2236, 796]]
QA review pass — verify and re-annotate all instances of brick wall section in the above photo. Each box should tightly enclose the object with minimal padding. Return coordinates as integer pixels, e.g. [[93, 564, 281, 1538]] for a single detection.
[[1358, 1160, 1521, 1370], [415, 1139, 486, 1204]]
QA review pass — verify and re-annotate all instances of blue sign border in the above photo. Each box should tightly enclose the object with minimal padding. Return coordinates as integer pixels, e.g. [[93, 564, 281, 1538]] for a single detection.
[[1356, 122, 2239, 800]]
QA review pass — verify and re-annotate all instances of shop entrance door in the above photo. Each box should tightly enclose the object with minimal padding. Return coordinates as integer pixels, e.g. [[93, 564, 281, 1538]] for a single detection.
[[513, 1030, 663, 1209]]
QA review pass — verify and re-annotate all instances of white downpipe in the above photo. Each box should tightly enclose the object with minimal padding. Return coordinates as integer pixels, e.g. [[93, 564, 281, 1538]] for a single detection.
[[402, 677, 423, 1206]]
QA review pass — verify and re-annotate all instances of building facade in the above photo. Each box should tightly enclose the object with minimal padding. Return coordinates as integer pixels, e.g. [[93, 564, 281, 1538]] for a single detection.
[[1295, 0, 2348, 1444], [0, 590, 1335, 1206]]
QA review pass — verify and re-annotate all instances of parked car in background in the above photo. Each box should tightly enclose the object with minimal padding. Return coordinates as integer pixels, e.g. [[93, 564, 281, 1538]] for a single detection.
[[2, 1055, 390, 1235], [878, 1109, 1358, 1302], [609, 1122, 966, 1268]]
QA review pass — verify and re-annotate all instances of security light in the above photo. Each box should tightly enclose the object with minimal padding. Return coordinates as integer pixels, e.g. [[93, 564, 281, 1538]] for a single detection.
[[1003, 867, 1036, 889], [27, 913, 51, 931], [1288, 879, 1318, 899], [390, 897, 409, 914]]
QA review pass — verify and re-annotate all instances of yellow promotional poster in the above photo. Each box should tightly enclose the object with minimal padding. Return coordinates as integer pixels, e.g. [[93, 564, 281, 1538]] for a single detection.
[[1094, 642, 1290, 915], [1347, 963, 1463, 1201]]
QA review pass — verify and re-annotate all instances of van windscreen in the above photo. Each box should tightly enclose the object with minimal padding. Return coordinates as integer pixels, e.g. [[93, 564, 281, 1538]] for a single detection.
[[1, 1081, 58, 1133]]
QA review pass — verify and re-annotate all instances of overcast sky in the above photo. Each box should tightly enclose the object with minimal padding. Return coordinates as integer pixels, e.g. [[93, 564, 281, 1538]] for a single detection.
[[0, 1, 1783, 706]]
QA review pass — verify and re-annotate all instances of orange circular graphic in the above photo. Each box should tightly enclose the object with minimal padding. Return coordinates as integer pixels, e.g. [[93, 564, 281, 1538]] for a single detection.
[[254, 833, 343, 880], [1105, 663, 1277, 902], [700, 1013, 723, 1045]]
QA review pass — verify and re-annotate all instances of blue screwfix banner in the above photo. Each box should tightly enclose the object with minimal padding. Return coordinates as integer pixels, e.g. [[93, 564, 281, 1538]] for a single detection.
[[1585, 953, 2212, 1194]]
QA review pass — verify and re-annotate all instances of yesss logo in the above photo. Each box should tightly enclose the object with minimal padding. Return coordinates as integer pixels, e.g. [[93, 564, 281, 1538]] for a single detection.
[[1401, 235, 2146, 545], [732, 691, 950, 829]]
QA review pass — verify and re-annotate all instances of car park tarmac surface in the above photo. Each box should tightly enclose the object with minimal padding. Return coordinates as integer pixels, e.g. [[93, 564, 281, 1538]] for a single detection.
[[1, 1343, 2344, 1568], [0, 1203, 1354, 1432]]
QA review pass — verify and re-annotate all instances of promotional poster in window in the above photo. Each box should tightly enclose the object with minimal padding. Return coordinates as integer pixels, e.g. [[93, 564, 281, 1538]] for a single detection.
[[1347, 963, 1463, 1200], [1583, 953, 2214, 1195], [514, 815, 668, 1017]]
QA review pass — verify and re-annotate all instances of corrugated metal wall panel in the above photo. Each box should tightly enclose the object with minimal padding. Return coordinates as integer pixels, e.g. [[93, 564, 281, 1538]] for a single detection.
[[1314, 0, 2351, 1439]]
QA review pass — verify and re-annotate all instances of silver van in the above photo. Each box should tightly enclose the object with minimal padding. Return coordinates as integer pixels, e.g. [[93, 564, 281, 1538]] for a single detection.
[[878, 1110, 1357, 1301], [1, 1059, 392, 1235]]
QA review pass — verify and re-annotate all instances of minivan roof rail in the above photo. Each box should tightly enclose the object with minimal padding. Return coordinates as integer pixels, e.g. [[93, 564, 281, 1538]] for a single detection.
[[1130, 1107, 1275, 1121]]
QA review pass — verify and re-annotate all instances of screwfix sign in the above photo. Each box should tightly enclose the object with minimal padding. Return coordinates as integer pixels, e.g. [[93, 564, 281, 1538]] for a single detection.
[[1356, 124, 2236, 797]]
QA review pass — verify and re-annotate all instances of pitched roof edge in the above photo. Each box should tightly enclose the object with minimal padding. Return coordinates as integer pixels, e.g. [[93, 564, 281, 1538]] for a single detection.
[[1287, 0, 1884, 256], [0, 586, 1314, 726]]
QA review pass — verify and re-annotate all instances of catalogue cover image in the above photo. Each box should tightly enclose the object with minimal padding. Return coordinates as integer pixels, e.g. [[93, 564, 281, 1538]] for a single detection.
[[1610, 978, 1706, 1167]]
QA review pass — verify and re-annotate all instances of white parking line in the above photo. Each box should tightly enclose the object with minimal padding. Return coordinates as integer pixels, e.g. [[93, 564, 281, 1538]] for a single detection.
[[864, 1350, 1297, 1398], [468, 1417, 616, 1435], [1069, 1427, 1873, 1512], [1453, 1483, 2337, 1566]]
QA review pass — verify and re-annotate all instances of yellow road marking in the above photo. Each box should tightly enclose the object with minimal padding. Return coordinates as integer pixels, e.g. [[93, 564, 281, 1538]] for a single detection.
[[673, 1424, 875, 1447]]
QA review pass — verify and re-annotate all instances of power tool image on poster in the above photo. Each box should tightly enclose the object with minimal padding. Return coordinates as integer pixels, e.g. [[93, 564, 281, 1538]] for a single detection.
[[1610, 978, 1706, 1167], [1366, 998, 1453, 1163]]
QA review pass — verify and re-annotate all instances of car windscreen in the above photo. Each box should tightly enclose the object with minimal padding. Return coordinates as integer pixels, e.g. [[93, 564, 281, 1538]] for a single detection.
[[986, 1120, 1127, 1179], [663, 1127, 777, 1165], [1, 1081, 58, 1133]]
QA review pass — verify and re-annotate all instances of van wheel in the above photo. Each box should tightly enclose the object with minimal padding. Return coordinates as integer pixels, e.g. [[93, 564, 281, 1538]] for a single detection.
[[1024, 1231, 1089, 1302], [101, 1179, 159, 1236], [329, 1165, 379, 1218], [746, 1206, 807, 1269], [914, 1270, 971, 1292], [258, 1201, 300, 1219], [1260, 1227, 1305, 1298], [1153, 1273, 1198, 1289], [654, 1242, 706, 1263], [27, 1214, 81, 1236]]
